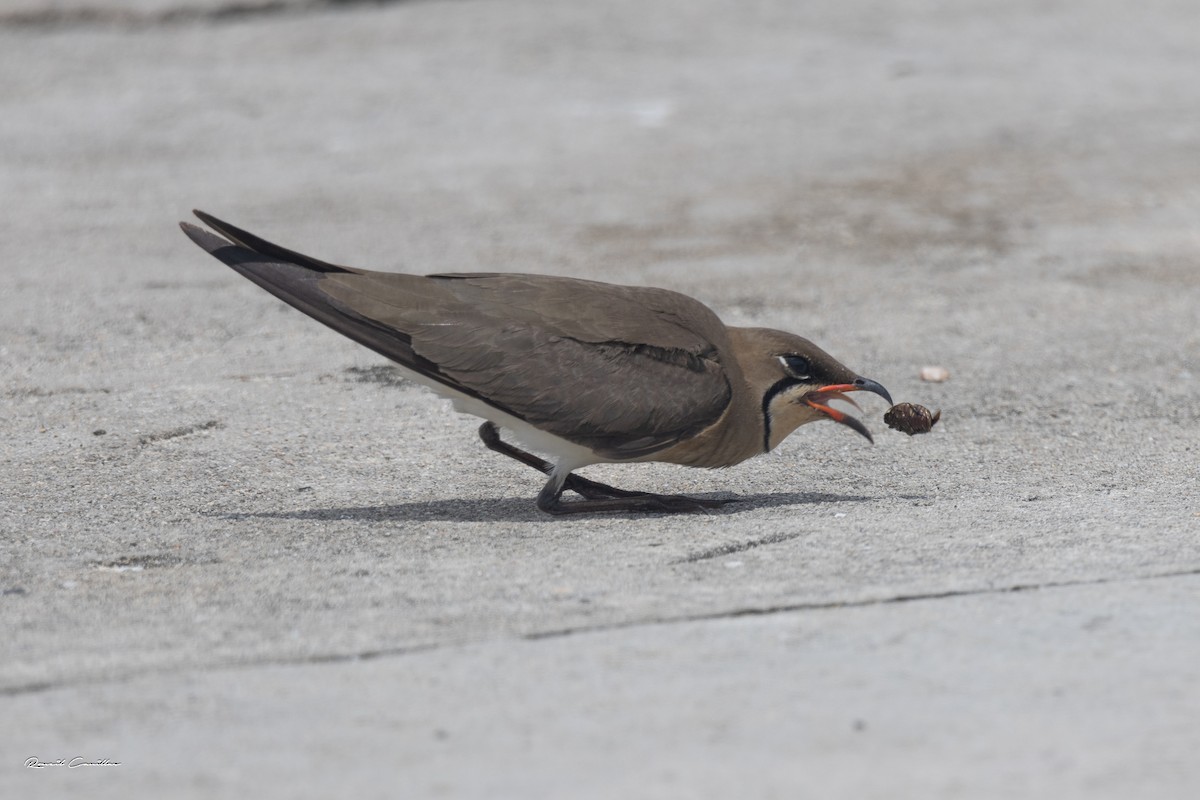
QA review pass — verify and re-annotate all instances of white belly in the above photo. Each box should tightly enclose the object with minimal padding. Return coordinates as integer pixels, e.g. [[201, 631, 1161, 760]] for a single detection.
[[379, 361, 608, 477]]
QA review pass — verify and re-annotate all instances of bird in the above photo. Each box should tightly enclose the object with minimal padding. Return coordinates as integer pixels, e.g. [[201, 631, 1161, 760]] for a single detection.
[[180, 210, 892, 515]]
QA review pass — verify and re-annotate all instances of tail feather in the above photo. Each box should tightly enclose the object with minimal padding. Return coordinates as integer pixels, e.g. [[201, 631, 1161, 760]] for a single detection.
[[179, 213, 435, 381], [190, 210, 350, 274], [178, 220, 345, 325]]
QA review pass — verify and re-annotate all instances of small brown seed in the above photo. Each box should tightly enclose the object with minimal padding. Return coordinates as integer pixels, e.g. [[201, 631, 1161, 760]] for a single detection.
[[884, 403, 941, 436]]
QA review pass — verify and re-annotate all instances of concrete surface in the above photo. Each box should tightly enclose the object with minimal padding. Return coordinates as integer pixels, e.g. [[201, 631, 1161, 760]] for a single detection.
[[2, 0, 1198, 797]]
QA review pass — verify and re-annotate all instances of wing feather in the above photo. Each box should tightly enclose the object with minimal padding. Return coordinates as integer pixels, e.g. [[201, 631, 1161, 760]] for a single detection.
[[320, 272, 733, 458]]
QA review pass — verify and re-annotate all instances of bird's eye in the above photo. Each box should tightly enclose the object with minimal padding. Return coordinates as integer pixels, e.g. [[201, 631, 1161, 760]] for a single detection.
[[780, 355, 811, 379]]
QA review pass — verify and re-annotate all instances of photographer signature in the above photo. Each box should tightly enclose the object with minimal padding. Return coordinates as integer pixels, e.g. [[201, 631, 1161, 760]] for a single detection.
[[25, 757, 121, 768]]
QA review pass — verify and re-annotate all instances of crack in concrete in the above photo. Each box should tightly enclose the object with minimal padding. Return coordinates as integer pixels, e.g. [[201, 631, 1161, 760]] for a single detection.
[[0, 641, 449, 698], [528, 566, 1200, 640], [5, 386, 113, 398], [4, 566, 1198, 697], [137, 418, 222, 446], [671, 531, 804, 564], [0, 0, 412, 30]]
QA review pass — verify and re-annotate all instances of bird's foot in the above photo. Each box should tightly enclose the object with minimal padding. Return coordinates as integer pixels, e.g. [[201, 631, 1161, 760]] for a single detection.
[[539, 483, 738, 515], [562, 474, 646, 500]]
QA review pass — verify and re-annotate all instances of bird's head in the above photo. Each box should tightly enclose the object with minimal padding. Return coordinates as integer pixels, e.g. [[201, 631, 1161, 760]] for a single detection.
[[730, 327, 892, 451]]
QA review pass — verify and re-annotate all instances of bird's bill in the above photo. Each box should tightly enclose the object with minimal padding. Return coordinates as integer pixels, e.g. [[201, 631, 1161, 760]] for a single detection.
[[804, 394, 874, 442], [803, 378, 892, 443], [819, 379, 893, 407]]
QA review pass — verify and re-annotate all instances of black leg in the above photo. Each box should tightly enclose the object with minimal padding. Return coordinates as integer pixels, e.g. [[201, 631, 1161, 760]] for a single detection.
[[478, 421, 552, 473], [478, 422, 645, 500], [536, 477, 731, 515], [477, 422, 737, 515]]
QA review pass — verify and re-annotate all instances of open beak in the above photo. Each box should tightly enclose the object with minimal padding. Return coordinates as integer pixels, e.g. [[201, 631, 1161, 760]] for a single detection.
[[803, 377, 892, 444]]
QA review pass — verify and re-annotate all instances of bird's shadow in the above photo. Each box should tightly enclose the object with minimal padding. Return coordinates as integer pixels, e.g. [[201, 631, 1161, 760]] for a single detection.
[[213, 490, 876, 524]]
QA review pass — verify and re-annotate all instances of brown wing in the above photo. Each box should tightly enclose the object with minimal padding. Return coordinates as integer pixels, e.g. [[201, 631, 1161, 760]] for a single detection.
[[181, 213, 732, 459]]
